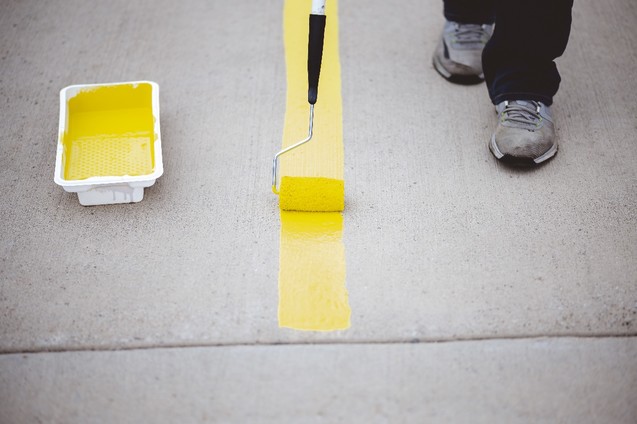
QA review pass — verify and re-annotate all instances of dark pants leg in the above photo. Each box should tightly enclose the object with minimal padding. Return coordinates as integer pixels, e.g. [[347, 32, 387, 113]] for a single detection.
[[482, 0, 574, 105], [443, 0, 495, 24]]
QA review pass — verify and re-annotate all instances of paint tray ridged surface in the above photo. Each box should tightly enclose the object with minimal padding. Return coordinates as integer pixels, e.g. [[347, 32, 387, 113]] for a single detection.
[[54, 81, 163, 206]]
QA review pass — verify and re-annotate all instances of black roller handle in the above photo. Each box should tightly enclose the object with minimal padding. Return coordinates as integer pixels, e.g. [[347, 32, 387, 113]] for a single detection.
[[307, 14, 326, 105]]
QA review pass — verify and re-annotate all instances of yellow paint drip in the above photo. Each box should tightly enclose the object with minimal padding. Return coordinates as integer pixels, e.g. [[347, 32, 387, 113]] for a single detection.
[[279, 212, 350, 331], [62, 83, 155, 180], [279, 176, 344, 211]]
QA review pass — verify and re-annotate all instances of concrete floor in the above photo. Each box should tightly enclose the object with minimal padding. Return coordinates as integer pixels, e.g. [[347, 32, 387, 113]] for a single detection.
[[1, 0, 636, 422]]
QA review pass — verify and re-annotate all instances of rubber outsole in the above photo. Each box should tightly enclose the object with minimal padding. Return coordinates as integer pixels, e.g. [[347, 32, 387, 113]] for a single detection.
[[432, 57, 484, 85], [489, 134, 558, 167]]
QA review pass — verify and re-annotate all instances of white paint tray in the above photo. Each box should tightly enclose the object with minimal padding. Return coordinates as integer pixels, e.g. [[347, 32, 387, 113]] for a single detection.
[[54, 81, 163, 206]]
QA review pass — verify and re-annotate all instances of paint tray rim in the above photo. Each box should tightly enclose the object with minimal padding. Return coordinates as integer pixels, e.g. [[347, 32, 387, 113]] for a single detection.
[[53, 80, 163, 204]]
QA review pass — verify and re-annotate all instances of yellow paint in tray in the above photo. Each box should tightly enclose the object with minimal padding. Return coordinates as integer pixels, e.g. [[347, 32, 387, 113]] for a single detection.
[[62, 83, 155, 180]]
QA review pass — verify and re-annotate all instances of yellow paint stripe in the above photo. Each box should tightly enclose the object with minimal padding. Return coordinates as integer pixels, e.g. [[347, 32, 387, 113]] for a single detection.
[[278, 0, 350, 331], [278, 212, 350, 331], [280, 0, 343, 188]]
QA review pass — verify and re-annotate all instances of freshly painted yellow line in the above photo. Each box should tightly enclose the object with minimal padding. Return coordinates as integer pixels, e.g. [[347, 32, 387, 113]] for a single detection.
[[63, 83, 155, 180], [279, 212, 350, 331], [279, 0, 344, 211], [278, 0, 350, 331]]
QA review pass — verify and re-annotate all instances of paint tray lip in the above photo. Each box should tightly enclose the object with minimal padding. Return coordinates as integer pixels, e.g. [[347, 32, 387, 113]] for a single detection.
[[53, 80, 163, 188]]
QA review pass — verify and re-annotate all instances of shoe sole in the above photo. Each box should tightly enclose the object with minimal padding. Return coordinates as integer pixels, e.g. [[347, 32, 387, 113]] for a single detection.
[[489, 134, 558, 166], [432, 55, 484, 85]]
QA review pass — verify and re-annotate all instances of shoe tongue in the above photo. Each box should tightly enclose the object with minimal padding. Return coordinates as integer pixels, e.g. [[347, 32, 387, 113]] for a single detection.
[[511, 100, 534, 107]]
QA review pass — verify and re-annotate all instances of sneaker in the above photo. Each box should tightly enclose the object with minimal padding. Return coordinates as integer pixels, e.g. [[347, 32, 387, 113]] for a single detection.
[[489, 100, 557, 165], [432, 21, 494, 85]]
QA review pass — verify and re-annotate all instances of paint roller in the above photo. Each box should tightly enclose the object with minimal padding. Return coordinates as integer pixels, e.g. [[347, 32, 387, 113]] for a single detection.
[[272, 0, 344, 212]]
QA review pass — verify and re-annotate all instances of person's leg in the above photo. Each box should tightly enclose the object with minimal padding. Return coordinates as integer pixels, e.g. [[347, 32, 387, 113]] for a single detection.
[[483, 0, 574, 106], [433, 0, 496, 84], [485, 0, 574, 165], [443, 0, 495, 25]]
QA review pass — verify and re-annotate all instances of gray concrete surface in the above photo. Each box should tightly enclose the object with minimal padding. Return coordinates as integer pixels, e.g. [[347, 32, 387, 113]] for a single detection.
[[2, 338, 636, 424], [1, 0, 636, 421]]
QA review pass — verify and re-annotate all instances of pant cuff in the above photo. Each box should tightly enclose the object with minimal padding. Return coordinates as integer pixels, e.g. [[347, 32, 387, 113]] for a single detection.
[[443, 12, 495, 25]]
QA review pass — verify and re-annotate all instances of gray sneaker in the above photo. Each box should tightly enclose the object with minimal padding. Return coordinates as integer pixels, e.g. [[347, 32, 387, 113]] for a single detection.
[[432, 21, 494, 85], [489, 100, 557, 165]]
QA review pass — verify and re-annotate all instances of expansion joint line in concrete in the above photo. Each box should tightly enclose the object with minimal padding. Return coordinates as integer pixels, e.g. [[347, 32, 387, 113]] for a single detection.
[[3, 333, 636, 356]]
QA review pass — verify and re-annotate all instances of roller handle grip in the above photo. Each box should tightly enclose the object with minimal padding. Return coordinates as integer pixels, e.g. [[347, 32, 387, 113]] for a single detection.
[[307, 14, 326, 105]]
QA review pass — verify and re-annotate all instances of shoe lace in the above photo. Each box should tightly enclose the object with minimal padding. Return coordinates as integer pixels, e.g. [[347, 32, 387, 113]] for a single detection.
[[501, 101, 542, 127], [453, 23, 489, 45]]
